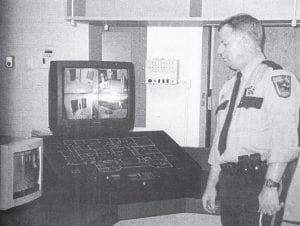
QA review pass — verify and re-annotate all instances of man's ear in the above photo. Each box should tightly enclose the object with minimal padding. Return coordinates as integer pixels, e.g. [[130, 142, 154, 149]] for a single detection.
[[240, 34, 254, 48]]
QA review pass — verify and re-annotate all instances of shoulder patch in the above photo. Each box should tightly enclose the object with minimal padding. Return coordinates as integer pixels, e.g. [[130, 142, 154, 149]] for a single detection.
[[262, 60, 283, 70], [271, 75, 291, 98]]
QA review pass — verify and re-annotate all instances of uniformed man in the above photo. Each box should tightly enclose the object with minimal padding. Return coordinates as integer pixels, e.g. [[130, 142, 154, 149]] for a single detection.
[[201, 13, 300, 226]]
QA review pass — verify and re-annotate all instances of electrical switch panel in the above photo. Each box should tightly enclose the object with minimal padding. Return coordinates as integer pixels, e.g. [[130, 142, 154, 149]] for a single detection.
[[145, 59, 179, 85]]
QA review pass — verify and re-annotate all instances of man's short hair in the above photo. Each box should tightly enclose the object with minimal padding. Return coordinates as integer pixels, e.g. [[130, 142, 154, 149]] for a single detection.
[[218, 13, 265, 49]]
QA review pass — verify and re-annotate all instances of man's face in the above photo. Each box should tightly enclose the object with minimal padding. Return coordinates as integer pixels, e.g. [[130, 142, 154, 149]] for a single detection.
[[217, 25, 247, 71]]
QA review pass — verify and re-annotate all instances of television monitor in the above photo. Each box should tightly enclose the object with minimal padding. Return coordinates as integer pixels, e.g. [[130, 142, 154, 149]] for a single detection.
[[48, 61, 135, 137], [0, 136, 43, 210]]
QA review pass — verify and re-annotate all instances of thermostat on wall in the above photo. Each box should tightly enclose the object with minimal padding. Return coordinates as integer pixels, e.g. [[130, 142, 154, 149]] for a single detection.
[[145, 59, 179, 85], [40, 47, 55, 69]]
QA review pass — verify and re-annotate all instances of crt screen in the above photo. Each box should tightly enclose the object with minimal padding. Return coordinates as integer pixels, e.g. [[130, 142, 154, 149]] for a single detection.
[[63, 68, 128, 120]]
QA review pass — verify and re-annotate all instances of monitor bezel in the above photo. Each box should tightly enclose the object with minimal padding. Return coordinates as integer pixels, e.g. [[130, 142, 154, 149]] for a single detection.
[[0, 137, 43, 210], [49, 61, 135, 137]]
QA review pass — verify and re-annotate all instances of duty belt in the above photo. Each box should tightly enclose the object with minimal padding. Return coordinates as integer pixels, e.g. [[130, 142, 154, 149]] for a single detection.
[[220, 153, 267, 183]]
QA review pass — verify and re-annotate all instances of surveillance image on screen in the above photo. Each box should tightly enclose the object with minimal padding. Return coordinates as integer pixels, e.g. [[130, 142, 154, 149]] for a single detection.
[[63, 68, 128, 120]]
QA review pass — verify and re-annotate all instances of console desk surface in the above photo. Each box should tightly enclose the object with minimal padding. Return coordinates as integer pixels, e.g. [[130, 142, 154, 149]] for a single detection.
[[0, 148, 214, 226]]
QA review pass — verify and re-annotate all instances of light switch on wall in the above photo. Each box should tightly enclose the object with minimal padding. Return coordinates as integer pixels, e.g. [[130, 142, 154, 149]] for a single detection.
[[40, 47, 54, 69], [5, 56, 14, 68]]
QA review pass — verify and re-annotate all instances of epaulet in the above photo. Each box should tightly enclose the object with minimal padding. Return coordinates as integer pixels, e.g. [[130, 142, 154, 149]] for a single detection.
[[261, 60, 283, 70]]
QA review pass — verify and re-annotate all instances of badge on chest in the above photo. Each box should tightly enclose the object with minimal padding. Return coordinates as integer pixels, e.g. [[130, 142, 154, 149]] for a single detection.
[[238, 86, 263, 109], [246, 86, 256, 96]]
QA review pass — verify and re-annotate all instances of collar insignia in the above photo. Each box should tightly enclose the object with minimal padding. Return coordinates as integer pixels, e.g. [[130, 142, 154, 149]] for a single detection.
[[246, 86, 256, 96]]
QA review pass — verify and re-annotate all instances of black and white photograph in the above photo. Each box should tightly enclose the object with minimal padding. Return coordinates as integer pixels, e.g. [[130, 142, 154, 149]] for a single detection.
[[0, 1, 300, 226]]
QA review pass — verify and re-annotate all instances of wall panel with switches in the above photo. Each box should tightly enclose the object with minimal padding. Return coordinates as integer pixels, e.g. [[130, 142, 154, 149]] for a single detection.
[[145, 59, 179, 85], [41, 47, 54, 69], [146, 27, 203, 147]]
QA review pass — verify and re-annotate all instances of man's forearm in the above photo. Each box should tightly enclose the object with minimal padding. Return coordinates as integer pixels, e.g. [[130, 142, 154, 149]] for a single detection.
[[265, 162, 288, 183], [206, 166, 221, 189]]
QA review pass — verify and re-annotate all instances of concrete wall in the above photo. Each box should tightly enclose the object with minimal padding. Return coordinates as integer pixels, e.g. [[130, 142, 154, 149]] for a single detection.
[[0, 0, 89, 137], [1, 1, 300, 143]]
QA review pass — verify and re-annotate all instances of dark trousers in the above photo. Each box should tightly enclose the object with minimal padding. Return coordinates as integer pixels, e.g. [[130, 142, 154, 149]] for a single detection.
[[219, 165, 284, 226]]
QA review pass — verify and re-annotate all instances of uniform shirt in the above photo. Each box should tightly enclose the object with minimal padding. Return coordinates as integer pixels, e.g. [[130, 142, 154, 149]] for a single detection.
[[208, 53, 300, 169]]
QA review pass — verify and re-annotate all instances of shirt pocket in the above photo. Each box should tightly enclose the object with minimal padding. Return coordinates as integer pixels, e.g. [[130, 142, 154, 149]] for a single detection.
[[237, 96, 263, 109], [237, 95, 267, 130], [236, 96, 270, 151]]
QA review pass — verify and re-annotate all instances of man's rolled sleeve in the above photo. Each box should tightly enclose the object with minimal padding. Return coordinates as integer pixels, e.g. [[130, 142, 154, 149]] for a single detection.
[[208, 123, 222, 171], [265, 72, 300, 164], [207, 87, 227, 171]]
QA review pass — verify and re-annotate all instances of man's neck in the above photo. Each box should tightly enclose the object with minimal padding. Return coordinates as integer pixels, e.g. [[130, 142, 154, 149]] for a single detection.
[[239, 51, 264, 72]]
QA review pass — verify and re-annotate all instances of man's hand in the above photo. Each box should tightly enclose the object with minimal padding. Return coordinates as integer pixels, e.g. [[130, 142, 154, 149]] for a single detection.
[[202, 186, 217, 214], [258, 186, 283, 216], [202, 166, 220, 214], [259, 162, 288, 216]]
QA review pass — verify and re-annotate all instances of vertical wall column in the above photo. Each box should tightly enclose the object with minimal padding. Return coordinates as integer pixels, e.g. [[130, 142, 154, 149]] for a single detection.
[[146, 27, 203, 147]]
